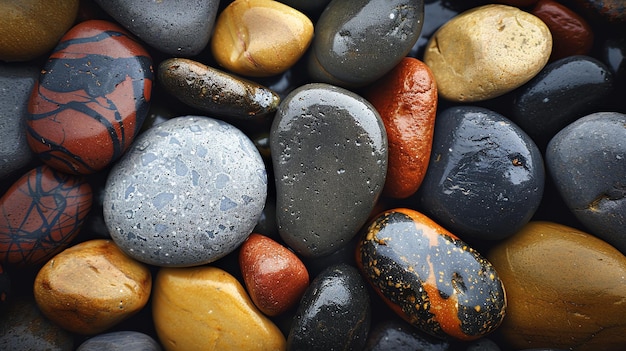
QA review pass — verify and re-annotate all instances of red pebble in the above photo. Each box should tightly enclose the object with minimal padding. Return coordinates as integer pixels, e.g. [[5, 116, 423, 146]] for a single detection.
[[364, 57, 437, 199], [532, 0, 594, 61], [239, 233, 309, 316]]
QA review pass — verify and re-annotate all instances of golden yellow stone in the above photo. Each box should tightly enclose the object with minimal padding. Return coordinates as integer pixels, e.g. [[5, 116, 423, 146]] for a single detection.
[[424, 4, 552, 102], [153, 266, 286, 351], [0, 0, 79, 62], [210, 0, 313, 77], [487, 221, 626, 351], [33, 239, 152, 335]]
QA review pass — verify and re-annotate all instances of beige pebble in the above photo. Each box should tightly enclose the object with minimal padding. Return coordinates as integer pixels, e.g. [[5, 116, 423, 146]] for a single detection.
[[424, 4, 552, 102], [153, 266, 286, 351], [210, 0, 313, 77], [487, 221, 626, 351], [33, 239, 152, 335]]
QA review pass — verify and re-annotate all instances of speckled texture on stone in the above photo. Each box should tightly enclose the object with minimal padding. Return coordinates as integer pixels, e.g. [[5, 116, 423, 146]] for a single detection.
[[104, 116, 267, 267], [270, 83, 387, 258], [94, 0, 219, 56], [77, 331, 162, 351], [0, 64, 39, 180], [546, 112, 626, 255]]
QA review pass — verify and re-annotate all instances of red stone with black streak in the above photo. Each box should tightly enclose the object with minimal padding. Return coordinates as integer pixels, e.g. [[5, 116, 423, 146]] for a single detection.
[[356, 208, 506, 341], [0, 165, 92, 267], [26, 20, 153, 174]]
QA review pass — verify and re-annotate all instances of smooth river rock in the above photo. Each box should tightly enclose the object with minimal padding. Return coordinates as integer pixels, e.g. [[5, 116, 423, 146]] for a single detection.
[[308, 0, 424, 88], [104, 116, 267, 267], [77, 331, 161, 351], [487, 221, 626, 351], [270, 83, 387, 257], [424, 4, 552, 102], [33, 239, 152, 335], [546, 112, 626, 255], [415, 106, 545, 241], [356, 208, 507, 341], [152, 266, 286, 351], [95, 0, 219, 56]]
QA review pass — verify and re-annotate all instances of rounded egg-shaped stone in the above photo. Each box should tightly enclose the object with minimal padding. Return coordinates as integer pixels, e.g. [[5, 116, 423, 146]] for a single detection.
[[308, 0, 424, 88], [356, 208, 507, 341], [424, 4, 552, 102], [104, 116, 267, 267], [76, 331, 162, 351], [415, 106, 545, 241]]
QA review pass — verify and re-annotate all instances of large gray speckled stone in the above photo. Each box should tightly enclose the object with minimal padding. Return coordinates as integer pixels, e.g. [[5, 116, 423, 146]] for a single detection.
[[546, 112, 626, 255], [0, 64, 39, 181], [104, 116, 267, 267], [270, 83, 387, 258], [94, 0, 219, 56], [77, 331, 161, 351]]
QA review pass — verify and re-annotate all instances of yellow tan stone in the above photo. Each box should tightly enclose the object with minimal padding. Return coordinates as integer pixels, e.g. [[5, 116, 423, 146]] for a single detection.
[[424, 4, 552, 102], [210, 0, 313, 77], [33, 239, 152, 335], [487, 221, 626, 351], [153, 265, 286, 351]]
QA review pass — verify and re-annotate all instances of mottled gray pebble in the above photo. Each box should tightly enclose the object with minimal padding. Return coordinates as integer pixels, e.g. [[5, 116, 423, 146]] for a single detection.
[[95, 0, 219, 56], [104, 116, 267, 267], [77, 331, 161, 351], [0, 64, 39, 181], [270, 83, 387, 257]]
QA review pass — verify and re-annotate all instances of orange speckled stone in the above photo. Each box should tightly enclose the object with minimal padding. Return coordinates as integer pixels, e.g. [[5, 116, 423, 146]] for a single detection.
[[153, 266, 286, 351], [33, 239, 152, 335], [531, 0, 594, 61], [487, 221, 626, 351], [364, 57, 437, 199], [210, 0, 313, 77], [239, 233, 309, 316]]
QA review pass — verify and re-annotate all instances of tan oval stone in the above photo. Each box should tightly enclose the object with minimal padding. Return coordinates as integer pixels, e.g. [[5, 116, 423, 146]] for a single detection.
[[487, 221, 626, 351], [210, 0, 314, 77], [424, 4, 552, 102], [0, 0, 79, 62], [153, 266, 286, 351], [33, 239, 152, 335]]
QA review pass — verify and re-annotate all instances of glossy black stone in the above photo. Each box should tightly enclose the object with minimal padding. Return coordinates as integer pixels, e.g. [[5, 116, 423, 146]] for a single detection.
[[287, 263, 371, 351], [510, 55, 614, 148], [76, 331, 161, 351], [364, 318, 451, 351], [546, 112, 626, 255], [415, 106, 545, 241]]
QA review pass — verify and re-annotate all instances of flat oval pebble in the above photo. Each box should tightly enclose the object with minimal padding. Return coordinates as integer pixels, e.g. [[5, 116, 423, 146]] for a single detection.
[[270, 83, 387, 257], [104, 116, 267, 267], [0, 165, 92, 267], [158, 58, 280, 120], [26, 20, 154, 175], [487, 221, 626, 350], [546, 112, 626, 254], [416, 106, 544, 241], [95, 0, 219, 56], [77, 331, 162, 351], [531, 0, 594, 61], [211, 0, 314, 77], [152, 266, 286, 351], [33, 239, 152, 335], [239, 233, 309, 316], [0, 0, 79, 62], [308, 0, 424, 88], [424, 4, 552, 102], [356, 208, 507, 341], [510, 55, 614, 147], [0, 64, 39, 180], [364, 57, 437, 199], [287, 263, 371, 351], [364, 318, 451, 351], [0, 296, 74, 351]]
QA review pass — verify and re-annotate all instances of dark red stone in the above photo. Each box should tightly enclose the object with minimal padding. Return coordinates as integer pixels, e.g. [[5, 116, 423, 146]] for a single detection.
[[26, 19, 153, 175], [532, 0, 594, 61], [0, 165, 92, 267]]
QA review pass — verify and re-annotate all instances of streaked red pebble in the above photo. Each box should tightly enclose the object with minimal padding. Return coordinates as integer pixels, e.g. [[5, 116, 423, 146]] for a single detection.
[[364, 57, 437, 199], [532, 0, 594, 61], [239, 233, 309, 316]]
